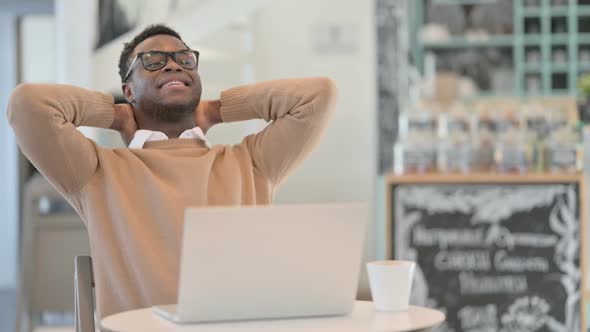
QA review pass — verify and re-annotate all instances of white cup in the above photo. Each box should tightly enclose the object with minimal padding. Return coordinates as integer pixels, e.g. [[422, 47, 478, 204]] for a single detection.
[[367, 260, 415, 311]]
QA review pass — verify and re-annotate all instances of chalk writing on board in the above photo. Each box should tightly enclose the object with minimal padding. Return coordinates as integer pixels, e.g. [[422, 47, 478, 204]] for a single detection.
[[500, 296, 551, 332], [434, 250, 491, 271], [458, 304, 497, 331], [393, 184, 580, 332], [412, 226, 559, 249], [494, 251, 550, 273], [459, 273, 528, 295]]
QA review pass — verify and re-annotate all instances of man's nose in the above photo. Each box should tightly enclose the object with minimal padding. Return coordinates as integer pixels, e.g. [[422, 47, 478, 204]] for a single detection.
[[162, 55, 182, 72]]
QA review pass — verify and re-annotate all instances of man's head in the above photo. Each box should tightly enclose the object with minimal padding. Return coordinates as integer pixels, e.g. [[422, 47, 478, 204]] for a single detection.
[[119, 25, 202, 123]]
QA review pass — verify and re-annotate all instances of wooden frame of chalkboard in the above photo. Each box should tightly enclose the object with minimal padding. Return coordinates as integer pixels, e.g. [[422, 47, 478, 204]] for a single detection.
[[386, 173, 586, 332]]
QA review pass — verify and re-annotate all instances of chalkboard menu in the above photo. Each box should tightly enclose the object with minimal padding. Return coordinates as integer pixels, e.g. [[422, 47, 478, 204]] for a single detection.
[[391, 182, 582, 332]]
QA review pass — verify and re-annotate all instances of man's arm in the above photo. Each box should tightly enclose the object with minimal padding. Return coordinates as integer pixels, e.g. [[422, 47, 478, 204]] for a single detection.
[[215, 77, 338, 186], [7, 83, 116, 196]]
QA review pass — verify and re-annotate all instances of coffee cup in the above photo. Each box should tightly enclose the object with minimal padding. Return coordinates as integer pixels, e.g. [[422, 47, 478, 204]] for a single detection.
[[367, 260, 415, 311]]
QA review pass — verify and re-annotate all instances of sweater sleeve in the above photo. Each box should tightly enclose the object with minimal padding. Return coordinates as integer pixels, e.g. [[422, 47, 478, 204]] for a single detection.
[[7, 83, 115, 196], [219, 77, 338, 186]]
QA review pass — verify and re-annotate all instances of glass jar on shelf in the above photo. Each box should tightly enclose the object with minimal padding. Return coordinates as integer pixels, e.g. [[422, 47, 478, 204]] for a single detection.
[[437, 107, 474, 173], [393, 111, 438, 174], [494, 108, 531, 173], [471, 109, 497, 172], [542, 124, 583, 173], [494, 106, 522, 135], [522, 103, 548, 172], [494, 128, 533, 173], [544, 107, 569, 136], [437, 140, 474, 174], [393, 140, 437, 175]]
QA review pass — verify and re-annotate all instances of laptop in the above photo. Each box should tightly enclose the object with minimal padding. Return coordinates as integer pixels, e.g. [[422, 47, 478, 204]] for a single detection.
[[152, 203, 367, 323]]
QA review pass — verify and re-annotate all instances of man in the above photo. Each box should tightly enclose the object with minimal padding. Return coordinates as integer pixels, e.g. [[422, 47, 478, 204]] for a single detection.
[[7, 24, 337, 319]]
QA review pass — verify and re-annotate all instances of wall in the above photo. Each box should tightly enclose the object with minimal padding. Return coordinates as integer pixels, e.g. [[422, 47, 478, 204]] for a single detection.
[[0, 14, 57, 289], [0, 13, 19, 289], [192, 0, 377, 296], [21, 16, 57, 83], [252, 0, 377, 296]]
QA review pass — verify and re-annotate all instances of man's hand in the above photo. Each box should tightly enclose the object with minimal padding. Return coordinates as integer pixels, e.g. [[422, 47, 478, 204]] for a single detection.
[[195, 99, 222, 134], [110, 103, 138, 146]]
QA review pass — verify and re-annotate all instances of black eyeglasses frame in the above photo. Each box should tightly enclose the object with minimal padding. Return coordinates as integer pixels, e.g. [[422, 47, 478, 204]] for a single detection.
[[123, 50, 200, 82]]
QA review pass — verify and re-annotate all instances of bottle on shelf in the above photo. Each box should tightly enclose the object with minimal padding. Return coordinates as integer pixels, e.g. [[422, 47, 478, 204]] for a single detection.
[[542, 119, 583, 173], [522, 103, 548, 172], [493, 107, 532, 173], [472, 108, 497, 172], [393, 110, 438, 175], [437, 105, 474, 173]]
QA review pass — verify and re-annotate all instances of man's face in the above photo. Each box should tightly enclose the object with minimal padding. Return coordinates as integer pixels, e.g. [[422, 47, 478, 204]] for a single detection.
[[122, 35, 202, 123]]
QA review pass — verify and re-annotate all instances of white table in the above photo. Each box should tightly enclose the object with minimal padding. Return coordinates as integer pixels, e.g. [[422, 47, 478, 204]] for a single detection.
[[100, 301, 445, 332]]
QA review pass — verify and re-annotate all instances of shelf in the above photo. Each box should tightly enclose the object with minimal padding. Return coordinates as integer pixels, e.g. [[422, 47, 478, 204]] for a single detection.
[[579, 33, 590, 44], [549, 6, 569, 16], [551, 34, 569, 44], [523, 7, 542, 17], [385, 172, 583, 185], [524, 64, 542, 72], [551, 64, 569, 72], [459, 91, 521, 100], [579, 5, 590, 16], [537, 5, 590, 16], [432, 0, 498, 4], [474, 91, 507, 98], [521, 6, 583, 15], [422, 35, 513, 49], [523, 35, 542, 45], [548, 89, 571, 96], [420, 27, 587, 48], [411, 1, 588, 98], [522, 88, 572, 96]]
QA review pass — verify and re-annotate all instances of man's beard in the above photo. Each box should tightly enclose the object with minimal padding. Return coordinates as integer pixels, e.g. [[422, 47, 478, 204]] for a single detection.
[[140, 96, 200, 123]]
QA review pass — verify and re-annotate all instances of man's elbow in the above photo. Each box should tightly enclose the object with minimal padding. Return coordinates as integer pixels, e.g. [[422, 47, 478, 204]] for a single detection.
[[310, 77, 338, 111], [315, 77, 338, 98], [7, 83, 40, 126]]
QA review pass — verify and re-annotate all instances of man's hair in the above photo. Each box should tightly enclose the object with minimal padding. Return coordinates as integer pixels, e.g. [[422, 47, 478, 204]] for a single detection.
[[118, 24, 189, 82]]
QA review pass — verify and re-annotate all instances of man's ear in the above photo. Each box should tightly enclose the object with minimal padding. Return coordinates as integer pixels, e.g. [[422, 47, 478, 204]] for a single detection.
[[122, 83, 135, 103]]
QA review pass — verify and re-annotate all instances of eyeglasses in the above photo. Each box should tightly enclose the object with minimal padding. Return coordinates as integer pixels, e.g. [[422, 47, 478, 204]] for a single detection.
[[123, 50, 200, 82]]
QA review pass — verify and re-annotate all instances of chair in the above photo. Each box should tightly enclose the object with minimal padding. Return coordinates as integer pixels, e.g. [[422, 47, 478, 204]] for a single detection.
[[74, 256, 95, 332], [17, 175, 91, 332]]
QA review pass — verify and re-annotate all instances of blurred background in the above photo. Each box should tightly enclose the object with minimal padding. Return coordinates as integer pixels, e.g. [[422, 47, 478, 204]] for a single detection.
[[2, 0, 590, 331]]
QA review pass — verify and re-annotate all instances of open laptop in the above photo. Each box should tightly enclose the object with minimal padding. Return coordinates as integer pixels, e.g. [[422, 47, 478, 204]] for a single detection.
[[152, 203, 367, 323]]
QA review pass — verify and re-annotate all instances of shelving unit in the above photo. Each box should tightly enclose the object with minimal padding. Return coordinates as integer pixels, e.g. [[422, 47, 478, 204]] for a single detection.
[[422, 35, 513, 49], [411, 0, 590, 97]]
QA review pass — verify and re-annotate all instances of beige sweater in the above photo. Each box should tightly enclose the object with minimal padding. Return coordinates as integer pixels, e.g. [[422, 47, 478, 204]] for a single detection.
[[7, 77, 337, 319]]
